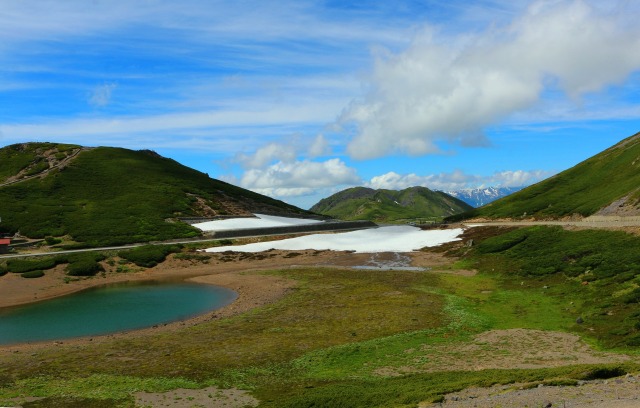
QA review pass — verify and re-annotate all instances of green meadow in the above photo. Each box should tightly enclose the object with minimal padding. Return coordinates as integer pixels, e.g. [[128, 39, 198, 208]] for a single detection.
[[1, 226, 639, 407]]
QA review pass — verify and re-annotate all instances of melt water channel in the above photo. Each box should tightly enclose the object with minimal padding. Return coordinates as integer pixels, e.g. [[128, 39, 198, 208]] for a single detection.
[[0, 281, 237, 345]]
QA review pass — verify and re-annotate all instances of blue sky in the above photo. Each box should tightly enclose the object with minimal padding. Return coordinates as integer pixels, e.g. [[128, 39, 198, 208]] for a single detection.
[[2, 0, 640, 209]]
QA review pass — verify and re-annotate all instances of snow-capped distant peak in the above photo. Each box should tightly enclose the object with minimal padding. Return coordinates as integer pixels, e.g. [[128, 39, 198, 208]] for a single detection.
[[443, 186, 524, 207]]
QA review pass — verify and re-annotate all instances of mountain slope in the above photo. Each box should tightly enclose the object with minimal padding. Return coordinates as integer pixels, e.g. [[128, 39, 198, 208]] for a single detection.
[[444, 187, 524, 207], [449, 131, 640, 220], [0, 143, 308, 246], [310, 186, 472, 222]]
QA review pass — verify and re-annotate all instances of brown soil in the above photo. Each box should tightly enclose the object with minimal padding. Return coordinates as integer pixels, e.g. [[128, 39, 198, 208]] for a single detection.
[[375, 329, 629, 378], [134, 385, 258, 408], [427, 373, 640, 407]]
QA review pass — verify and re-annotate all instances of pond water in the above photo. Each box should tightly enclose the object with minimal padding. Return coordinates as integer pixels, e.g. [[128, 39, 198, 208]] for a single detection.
[[0, 281, 237, 345]]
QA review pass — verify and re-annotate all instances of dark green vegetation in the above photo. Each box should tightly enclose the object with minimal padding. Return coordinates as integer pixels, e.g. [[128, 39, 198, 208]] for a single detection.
[[465, 225, 640, 348], [118, 244, 182, 267], [0, 143, 307, 247], [450, 131, 640, 220], [4, 253, 106, 277], [2, 226, 640, 407], [0, 142, 78, 184], [310, 186, 472, 223], [20, 270, 45, 279]]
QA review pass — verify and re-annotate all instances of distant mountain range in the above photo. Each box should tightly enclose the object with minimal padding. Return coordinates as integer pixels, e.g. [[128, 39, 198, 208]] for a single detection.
[[443, 187, 524, 207], [448, 130, 640, 221], [310, 186, 472, 223], [0, 143, 309, 247]]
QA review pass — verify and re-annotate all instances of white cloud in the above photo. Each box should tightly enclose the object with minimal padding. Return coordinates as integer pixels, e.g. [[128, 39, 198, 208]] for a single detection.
[[235, 143, 296, 169], [488, 169, 550, 187], [308, 134, 330, 157], [239, 159, 361, 197], [340, 0, 640, 159], [0, 103, 334, 143], [368, 169, 551, 191], [89, 83, 116, 107]]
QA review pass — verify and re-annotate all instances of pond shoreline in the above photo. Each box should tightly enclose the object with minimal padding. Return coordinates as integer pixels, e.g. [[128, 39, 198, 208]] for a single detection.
[[0, 256, 299, 351], [0, 249, 454, 351]]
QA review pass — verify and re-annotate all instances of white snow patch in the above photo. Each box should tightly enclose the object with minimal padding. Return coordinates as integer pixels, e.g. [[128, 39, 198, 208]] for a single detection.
[[205, 226, 463, 253], [193, 213, 322, 232]]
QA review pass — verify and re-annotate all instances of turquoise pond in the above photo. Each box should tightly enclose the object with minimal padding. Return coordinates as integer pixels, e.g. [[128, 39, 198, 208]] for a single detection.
[[0, 281, 237, 345]]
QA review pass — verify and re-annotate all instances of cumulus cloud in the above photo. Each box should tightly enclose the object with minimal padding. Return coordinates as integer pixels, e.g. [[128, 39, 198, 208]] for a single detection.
[[235, 142, 297, 169], [89, 83, 116, 107], [368, 169, 551, 191], [239, 158, 361, 197], [230, 135, 351, 199], [340, 0, 640, 159]]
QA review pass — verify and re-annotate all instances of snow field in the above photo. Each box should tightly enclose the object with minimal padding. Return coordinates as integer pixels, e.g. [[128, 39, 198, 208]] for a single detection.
[[193, 213, 323, 232], [205, 225, 463, 253]]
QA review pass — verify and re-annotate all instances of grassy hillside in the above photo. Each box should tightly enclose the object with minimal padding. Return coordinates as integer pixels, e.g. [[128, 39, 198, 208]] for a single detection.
[[0, 142, 80, 184], [0, 143, 306, 246], [310, 186, 472, 223], [449, 131, 640, 220], [462, 225, 640, 348]]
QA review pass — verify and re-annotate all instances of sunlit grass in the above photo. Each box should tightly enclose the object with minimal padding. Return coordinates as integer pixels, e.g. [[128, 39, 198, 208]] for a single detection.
[[3, 226, 640, 406]]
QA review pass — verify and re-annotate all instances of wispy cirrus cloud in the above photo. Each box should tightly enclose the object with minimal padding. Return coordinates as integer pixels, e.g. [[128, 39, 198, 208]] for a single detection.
[[89, 83, 117, 107], [1, 0, 640, 210], [0, 0, 408, 153]]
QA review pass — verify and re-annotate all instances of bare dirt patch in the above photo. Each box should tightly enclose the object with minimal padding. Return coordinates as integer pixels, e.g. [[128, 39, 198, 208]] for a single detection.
[[134, 385, 258, 408], [428, 373, 640, 407], [376, 329, 629, 377]]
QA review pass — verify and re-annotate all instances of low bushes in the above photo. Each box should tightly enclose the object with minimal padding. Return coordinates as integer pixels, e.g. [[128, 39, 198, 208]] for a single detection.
[[44, 236, 62, 245], [66, 258, 103, 276], [118, 245, 181, 267], [64, 253, 106, 277], [476, 228, 530, 254], [465, 226, 640, 347], [6, 258, 58, 273], [21, 270, 44, 278], [5, 253, 106, 276], [4, 247, 184, 276]]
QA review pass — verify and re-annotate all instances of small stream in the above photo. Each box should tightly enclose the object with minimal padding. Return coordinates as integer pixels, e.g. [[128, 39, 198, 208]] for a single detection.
[[352, 252, 429, 271]]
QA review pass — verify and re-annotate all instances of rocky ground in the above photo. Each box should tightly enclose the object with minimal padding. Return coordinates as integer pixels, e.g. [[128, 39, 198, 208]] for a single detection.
[[429, 373, 640, 407]]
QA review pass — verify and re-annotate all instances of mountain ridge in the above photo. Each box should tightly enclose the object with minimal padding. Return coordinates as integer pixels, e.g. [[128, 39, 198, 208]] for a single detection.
[[443, 186, 524, 207], [0, 142, 309, 246], [310, 186, 472, 222]]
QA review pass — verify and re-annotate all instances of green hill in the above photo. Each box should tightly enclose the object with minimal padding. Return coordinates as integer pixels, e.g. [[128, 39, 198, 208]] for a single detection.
[[310, 186, 472, 223], [0, 143, 307, 246], [449, 131, 640, 221]]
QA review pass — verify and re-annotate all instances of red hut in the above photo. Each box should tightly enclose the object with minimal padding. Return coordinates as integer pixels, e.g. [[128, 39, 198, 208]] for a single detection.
[[0, 238, 10, 254]]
